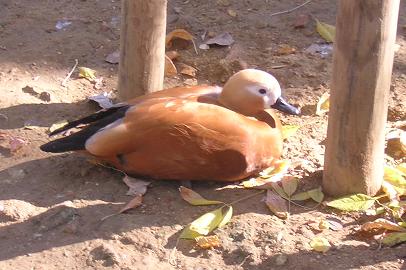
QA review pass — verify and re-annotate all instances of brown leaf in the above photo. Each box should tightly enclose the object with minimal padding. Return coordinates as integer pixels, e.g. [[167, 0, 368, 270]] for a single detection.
[[166, 29, 194, 48], [360, 218, 406, 235], [276, 44, 296, 55], [165, 55, 177, 76], [265, 190, 289, 219], [122, 176, 150, 196], [178, 63, 197, 77], [195, 235, 221, 249], [118, 195, 143, 214], [227, 9, 237, 17], [165, 51, 179, 60], [105, 50, 120, 64]]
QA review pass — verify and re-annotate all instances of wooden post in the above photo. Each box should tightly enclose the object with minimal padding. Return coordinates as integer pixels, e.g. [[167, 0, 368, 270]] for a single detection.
[[118, 0, 167, 100], [323, 0, 400, 196]]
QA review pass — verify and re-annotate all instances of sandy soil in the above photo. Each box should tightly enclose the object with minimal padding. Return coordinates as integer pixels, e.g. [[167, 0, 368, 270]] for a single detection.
[[1, 0, 406, 269]]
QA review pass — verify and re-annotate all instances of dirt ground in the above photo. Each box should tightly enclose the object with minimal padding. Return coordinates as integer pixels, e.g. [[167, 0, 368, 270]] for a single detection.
[[1, 0, 406, 269]]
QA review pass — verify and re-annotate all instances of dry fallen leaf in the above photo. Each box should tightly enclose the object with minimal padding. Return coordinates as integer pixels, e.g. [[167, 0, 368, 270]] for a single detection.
[[316, 92, 330, 116], [227, 9, 237, 17], [178, 63, 197, 77], [276, 44, 296, 55], [105, 50, 120, 64], [118, 195, 143, 213], [195, 235, 221, 249], [310, 237, 331, 252], [179, 186, 223, 206], [165, 55, 178, 76], [78, 67, 97, 81], [381, 180, 399, 201], [166, 29, 194, 48], [165, 50, 179, 60], [123, 175, 151, 196], [101, 195, 143, 221], [281, 176, 298, 197], [49, 120, 69, 134], [326, 218, 344, 231], [205, 32, 234, 46], [360, 218, 406, 235], [315, 19, 335, 43], [88, 92, 114, 109], [265, 190, 289, 219]]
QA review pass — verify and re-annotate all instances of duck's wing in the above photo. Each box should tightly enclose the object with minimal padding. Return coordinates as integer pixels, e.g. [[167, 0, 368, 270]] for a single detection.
[[40, 85, 221, 153]]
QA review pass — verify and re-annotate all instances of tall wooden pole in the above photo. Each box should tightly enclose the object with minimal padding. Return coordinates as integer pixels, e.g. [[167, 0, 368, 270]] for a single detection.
[[118, 0, 167, 100], [323, 0, 399, 196]]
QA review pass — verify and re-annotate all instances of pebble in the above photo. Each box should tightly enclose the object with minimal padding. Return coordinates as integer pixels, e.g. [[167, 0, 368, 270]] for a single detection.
[[275, 253, 288, 266]]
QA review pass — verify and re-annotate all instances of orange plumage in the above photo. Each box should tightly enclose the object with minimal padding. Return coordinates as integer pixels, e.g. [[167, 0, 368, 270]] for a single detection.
[[40, 69, 299, 181]]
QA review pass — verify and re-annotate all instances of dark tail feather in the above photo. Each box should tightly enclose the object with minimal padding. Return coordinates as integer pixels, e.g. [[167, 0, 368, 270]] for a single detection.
[[49, 104, 129, 136], [41, 105, 130, 153]]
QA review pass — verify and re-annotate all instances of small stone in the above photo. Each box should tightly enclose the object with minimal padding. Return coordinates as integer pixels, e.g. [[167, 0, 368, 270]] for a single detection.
[[275, 253, 288, 266]]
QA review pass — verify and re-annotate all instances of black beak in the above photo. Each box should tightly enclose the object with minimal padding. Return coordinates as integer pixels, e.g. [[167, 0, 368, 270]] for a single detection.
[[271, 97, 300, 115]]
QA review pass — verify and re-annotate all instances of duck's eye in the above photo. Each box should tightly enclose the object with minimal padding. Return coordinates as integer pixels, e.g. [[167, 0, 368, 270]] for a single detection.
[[258, 89, 267, 95]]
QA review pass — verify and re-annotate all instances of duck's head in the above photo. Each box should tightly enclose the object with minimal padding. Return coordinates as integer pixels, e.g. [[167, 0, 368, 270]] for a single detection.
[[219, 69, 300, 116]]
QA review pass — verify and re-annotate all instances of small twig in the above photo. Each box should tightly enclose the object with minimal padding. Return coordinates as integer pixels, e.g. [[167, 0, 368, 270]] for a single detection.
[[225, 190, 265, 206], [269, 0, 313, 17], [61, 59, 79, 87]]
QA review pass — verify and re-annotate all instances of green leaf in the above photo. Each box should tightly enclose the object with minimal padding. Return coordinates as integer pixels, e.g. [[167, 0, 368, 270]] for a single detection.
[[315, 19, 335, 43], [326, 194, 376, 211], [180, 206, 232, 239], [179, 186, 223, 206], [291, 191, 311, 201], [281, 177, 298, 197], [309, 237, 331, 253], [308, 187, 324, 203], [399, 222, 406, 228], [281, 125, 300, 140], [382, 232, 406, 247]]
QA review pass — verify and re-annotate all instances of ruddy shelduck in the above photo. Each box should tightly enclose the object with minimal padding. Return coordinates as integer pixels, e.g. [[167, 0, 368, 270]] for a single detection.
[[41, 69, 300, 181]]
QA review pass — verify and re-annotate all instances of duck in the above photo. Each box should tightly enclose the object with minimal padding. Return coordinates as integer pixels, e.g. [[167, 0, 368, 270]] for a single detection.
[[40, 69, 300, 182]]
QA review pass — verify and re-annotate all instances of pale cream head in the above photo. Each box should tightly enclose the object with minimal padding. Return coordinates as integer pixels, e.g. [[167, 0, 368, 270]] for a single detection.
[[219, 69, 283, 116]]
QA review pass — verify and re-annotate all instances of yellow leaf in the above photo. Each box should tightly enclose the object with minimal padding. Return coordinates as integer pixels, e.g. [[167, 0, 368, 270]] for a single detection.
[[315, 19, 335, 43], [78, 67, 96, 81], [166, 29, 194, 48], [265, 190, 289, 219], [165, 50, 179, 60], [164, 55, 177, 77], [271, 182, 289, 199], [195, 235, 221, 249], [49, 120, 68, 133], [281, 176, 298, 197], [381, 180, 399, 200], [180, 206, 232, 239], [316, 92, 330, 116], [310, 237, 331, 252], [218, 206, 233, 228], [397, 163, 406, 175], [179, 186, 223, 206], [384, 166, 406, 189], [260, 160, 291, 179], [281, 125, 300, 140]]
